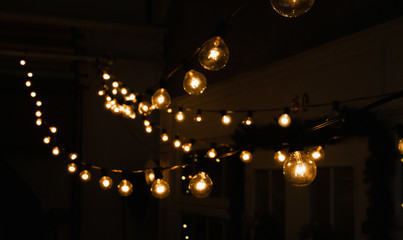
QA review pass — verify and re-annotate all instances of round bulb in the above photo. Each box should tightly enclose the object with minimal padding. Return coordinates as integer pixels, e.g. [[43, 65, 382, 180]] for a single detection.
[[52, 146, 60, 156], [183, 70, 207, 95], [49, 126, 57, 134], [176, 111, 185, 122], [121, 88, 128, 95], [27, 72, 33, 78], [36, 118, 42, 126], [102, 73, 111, 80], [145, 125, 152, 133], [145, 169, 155, 185], [274, 150, 287, 163], [99, 176, 113, 190], [112, 88, 118, 95], [129, 113, 136, 119], [118, 179, 133, 197], [271, 0, 315, 18], [20, 59, 26, 66], [67, 163, 77, 174], [161, 133, 169, 142], [35, 110, 42, 117], [43, 136, 51, 144], [98, 90, 105, 96], [198, 36, 229, 71], [207, 148, 217, 159], [173, 139, 182, 148], [188, 172, 213, 198], [36, 101, 42, 107], [151, 88, 171, 110], [69, 153, 78, 160], [80, 170, 91, 182], [308, 146, 325, 161], [138, 101, 152, 116], [194, 114, 203, 123], [30, 91, 36, 98], [221, 114, 232, 125], [242, 116, 254, 126], [240, 150, 252, 163], [399, 139, 403, 155], [126, 93, 136, 102], [278, 113, 291, 127], [25, 81, 31, 87], [150, 179, 170, 199], [112, 81, 119, 88], [144, 120, 151, 127], [182, 143, 192, 153], [283, 151, 317, 187]]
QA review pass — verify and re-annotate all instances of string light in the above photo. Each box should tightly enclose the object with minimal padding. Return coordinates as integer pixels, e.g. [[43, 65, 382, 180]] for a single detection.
[[67, 163, 77, 174], [36, 118, 42, 126], [111, 88, 118, 95], [145, 125, 153, 133], [150, 178, 170, 199], [20, 59, 26, 66], [118, 179, 133, 197], [112, 81, 119, 88], [173, 135, 182, 149], [69, 153, 78, 160], [99, 176, 113, 190], [198, 36, 229, 71], [102, 72, 111, 80], [144, 119, 151, 127], [52, 146, 60, 156], [36, 101, 42, 107], [278, 108, 291, 127], [35, 110, 42, 117], [126, 93, 136, 102], [27, 72, 33, 78], [188, 172, 213, 198], [49, 126, 57, 134], [43, 136, 51, 144], [121, 88, 128, 95], [183, 70, 207, 96], [30, 91, 36, 98], [161, 130, 169, 142], [138, 101, 152, 116], [274, 150, 288, 163], [25, 81, 31, 87], [308, 146, 325, 161], [182, 141, 193, 153], [242, 111, 254, 126], [240, 150, 252, 163], [207, 147, 217, 159], [151, 88, 171, 110], [283, 151, 317, 187], [167, 108, 173, 114], [271, 0, 315, 18], [176, 107, 185, 122], [144, 169, 155, 185], [98, 89, 105, 96], [221, 111, 232, 125], [194, 109, 203, 123], [80, 170, 91, 182]]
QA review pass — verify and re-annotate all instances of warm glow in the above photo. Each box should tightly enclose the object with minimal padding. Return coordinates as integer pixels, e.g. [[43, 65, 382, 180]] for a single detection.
[[182, 143, 192, 153], [145, 125, 152, 133], [173, 139, 182, 148], [167, 108, 173, 113], [243, 116, 254, 126], [129, 113, 136, 119], [208, 49, 220, 60], [151, 88, 171, 110], [112, 81, 119, 88], [102, 73, 111, 80], [126, 93, 136, 101], [20, 59, 26, 66], [278, 113, 291, 127], [308, 146, 325, 161], [144, 169, 155, 185], [30, 91, 36, 98], [35, 110, 42, 117], [283, 151, 317, 187], [138, 101, 152, 116], [98, 90, 105, 96], [161, 133, 169, 142], [36, 101, 42, 107], [69, 153, 78, 160], [80, 170, 91, 182], [121, 88, 128, 95], [198, 36, 229, 71], [240, 150, 252, 163], [271, 0, 315, 18], [188, 172, 213, 198], [183, 70, 207, 95], [27, 72, 33, 78], [25, 81, 31, 87], [194, 114, 203, 122], [67, 163, 77, 174], [144, 120, 150, 126], [221, 114, 232, 125], [183, 224, 187, 228], [274, 150, 287, 163], [176, 111, 185, 122], [43, 136, 51, 144], [36, 118, 42, 126], [52, 146, 60, 156], [399, 139, 403, 154], [196, 181, 206, 191], [150, 179, 170, 199], [207, 148, 217, 159], [118, 179, 133, 197], [112, 88, 118, 95], [49, 126, 57, 134], [99, 176, 113, 190]]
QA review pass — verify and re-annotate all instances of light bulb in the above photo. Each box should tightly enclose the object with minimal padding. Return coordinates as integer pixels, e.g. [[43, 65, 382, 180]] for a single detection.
[[308, 146, 325, 161], [194, 110, 203, 123], [102, 73, 111, 80], [126, 93, 136, 102], [176, 110, 185, 122], [112, 81, 119, 88], [150, 178, 170, 199], [144, 120, 151, 126], [240, 150, 252, 163], [274, 150, 288, 163], [271, 0, 315, 18], [399, 139, 403, 154], [151, 88, 171, 110], [52, 146, 60, 156], [145, 125, 152, 133], [183, 70, 207, 95], [188, 172, 213, 198], [20, 59, 26, 66], [36, 118, 42, 126], [207, 148, 217, 159], [80, 170, 91, 182], [118, 179, 133, 197], [49, 126, 57, 134], [138, 101, 152, 116], [35, 110, 42, 117], [166, 108, 173, 113], [121, 88, 128, 95], [278, 113, 291, 127], [27, 72, 33, 78], [69, 153, 78, 160], [67, 163, 77, 174], [182, 143, 192, 153], [98, 89, 105, 96], [25, 81, 31, 87], [36, 101, 42, 107], [43, 136, 51, 144], [283, 151, 317, 187], [112, 88, 118, 95], [30, 91, 36, 98], [221, 114, 232, 125], [242, 116, 254, 126], [161, 133, 169, 142], [129, 113, 136, 119], [145, 169, 155, 185], [173, 139, 182, 148], [198, 36, 229, 71], [99, 176, 113, 190]]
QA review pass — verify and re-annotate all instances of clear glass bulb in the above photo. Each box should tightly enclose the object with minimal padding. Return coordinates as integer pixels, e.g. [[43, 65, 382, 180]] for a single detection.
[[240, 150, 252, 163], [52, 146, 60, 156], [207, 148, 217, 159], [69, 153, 78, 160], [183, 70, 207, 95], [150, 179, 170, 199], [27, 72, 33, 78], [67, 163, 77, 174], [271, 0, 315, 18], [274, 150, 288, 163], [99, 176, 113, 190], [36, 118, 42, 126], [283, 151, 317, 187], [161, 133, 169, 142], [36, 101, 42, 107], [242, 116, 254, 126], [49, 126, 57, 134], [35, 110, 42, 117], [43, 136, 51, 144], [138, 101, 152, 116], [102, 73, 111, 80], [79, 170, 91, 182], [278, 113, 291, 127], [188, 172, 213, 198], [31, 91, 36, 98], [399, 139, 403, 155], [182, 143, 192, 153], [144, 169, 155, 185], [176, 111, 185, 122], [112, 81, 119, 88], [118, 179, 133, 197], [308, 146, 325, 161], [25, 81, 31, 87], [198, 36, 229, 71], [151, 88, 171, 110], [173, 139, 182, 148], [221, 114, 232, 125], [20, 59, 26, 66]]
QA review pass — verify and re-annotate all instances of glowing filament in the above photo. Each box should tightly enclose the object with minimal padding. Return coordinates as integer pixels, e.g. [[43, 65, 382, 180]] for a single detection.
[[208, 49, 220, 60], [295, 163, 306, 176], [190, 78, 201, 89], [196, 181, 206, 190]]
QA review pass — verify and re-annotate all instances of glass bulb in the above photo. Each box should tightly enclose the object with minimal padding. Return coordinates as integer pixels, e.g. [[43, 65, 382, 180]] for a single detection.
[[99, 176, 113, 190], [69, 153, 78, 160], [183, 70, 207, 95], [150, 179, 170, 199], [188, 172, 213, 198], [118, 179, 133, 197], [138, 101, 152, 116], [151, 88, 171, 110], [207, 148, 217, 159], [80, 170, 91, 182], [271, 0, 315, 18], [194, 114, 203, 122], [274, 150, 288, 163], [49, 126, 57, 134], [98, 89, 105, 96], [278, 113, 291, 127], [126, 93, 136, 102], [67, 163, 77, 174], [221, 114, 232, 125], [399, 139, 403, 155], [43, 136, 51, 144], [198, 36, 229, 71], [112, 81, 119, 88], [145, 169, 155, 185], [35, 110, 42, 117], [283, 151, 317, 187], [27, 72, 33, 78], [52, 146, 60, 156], [240, 150, 252, 163], [145, 125, 152, 133], [182, 143, 192, 153], [102, 73, 111, 80], [161, 133, 169, 142], [30, 91, 36, 98], [112, 88, 118, 95], [121, 88, 128, 95], [173, 139, 182, 148], [20, 59, 26, 66], [25, 81, 31, 87], [308, 146, 325, 161], [176, 111, 185, 122], [36, 101, 42, 107], [36, 118, 42, 126], [242, 116, 254, 126]]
